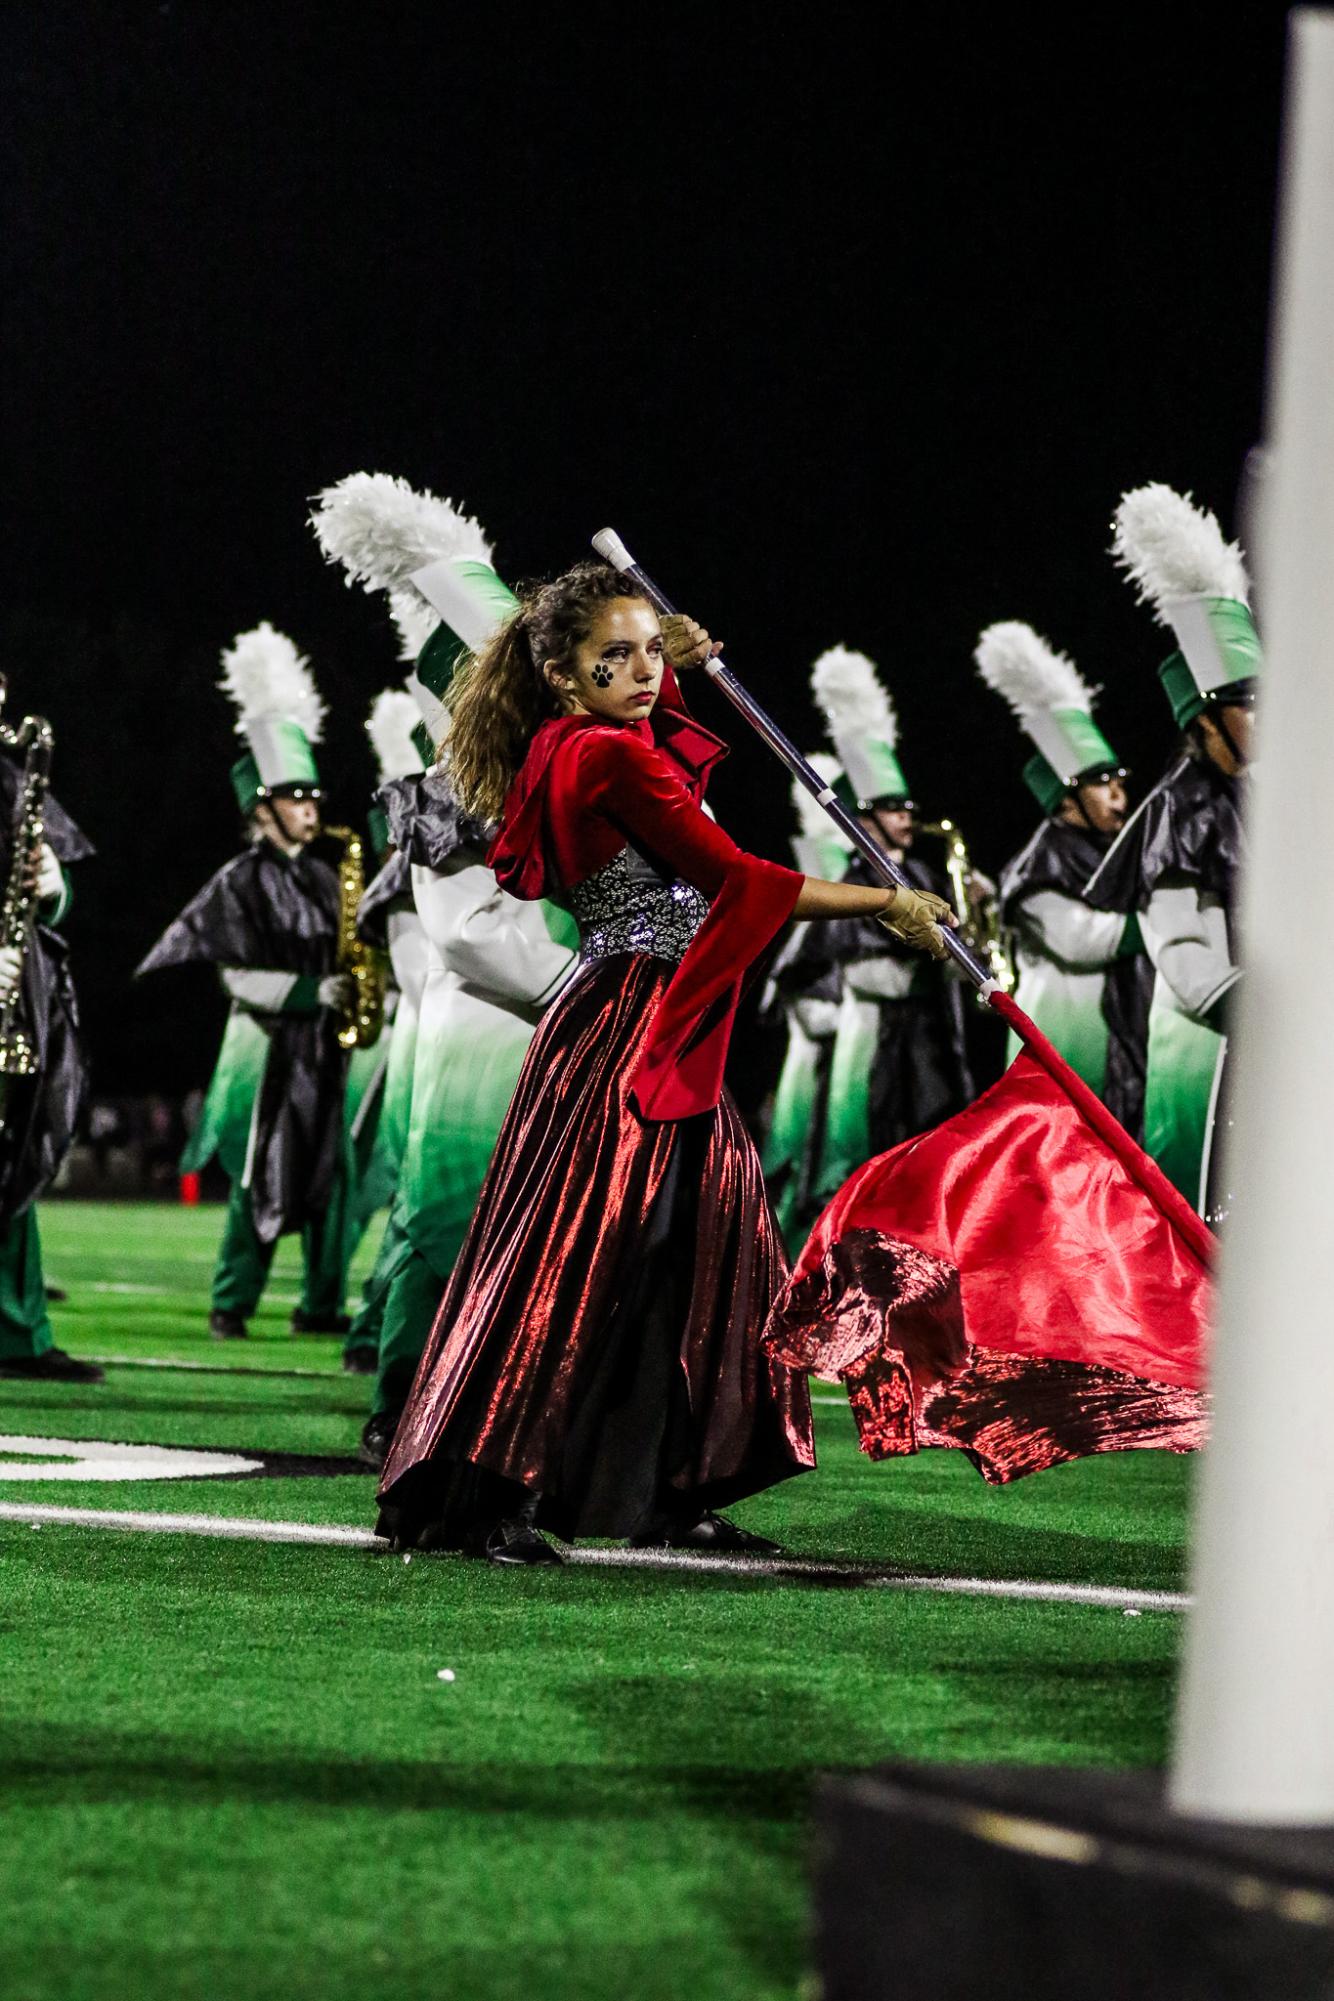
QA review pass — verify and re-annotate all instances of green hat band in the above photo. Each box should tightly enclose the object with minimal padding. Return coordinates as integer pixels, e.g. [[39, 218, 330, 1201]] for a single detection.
[[1025, 705, 1120, 784], [1166, 596, 1263, 706], [1022, 754, 1069, 817], [412, 559, 520, 700], [1158, 653, 1259, 731], [833, 736, 911, 807], [246, 717, 320, 790], [231, 753, 263, 816]]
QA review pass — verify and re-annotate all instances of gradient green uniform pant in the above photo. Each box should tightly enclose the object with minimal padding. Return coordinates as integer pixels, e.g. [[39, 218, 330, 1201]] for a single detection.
[[343, 1204, 410, 1364], [342, 1192, 444, 1417], [0, 1208, 54, 1361], [211, 1176, 351, 1320]]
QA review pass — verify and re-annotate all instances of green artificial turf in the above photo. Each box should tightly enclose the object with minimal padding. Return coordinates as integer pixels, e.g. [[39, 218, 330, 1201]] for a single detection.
[[0, 1204, 1199, 2001]]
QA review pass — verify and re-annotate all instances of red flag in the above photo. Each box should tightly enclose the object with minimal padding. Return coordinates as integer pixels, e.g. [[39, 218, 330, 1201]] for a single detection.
[[765, 993, 1211, 1483]]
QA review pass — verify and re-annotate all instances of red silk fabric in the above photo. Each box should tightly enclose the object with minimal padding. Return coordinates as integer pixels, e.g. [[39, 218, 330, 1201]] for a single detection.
[[378, 955, 815, 1540], [487, 667, 802, 1120], [767, 993, 1212, 1482]]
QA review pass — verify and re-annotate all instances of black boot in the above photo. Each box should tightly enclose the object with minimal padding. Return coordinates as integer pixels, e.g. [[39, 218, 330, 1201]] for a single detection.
[[480, 1517, 565, 1567], [209, 1309, 248, 1341], [290, 1309, 351, 1336], [630, 1511, 783, 1556], [342, 1346, 377, 1376], [357, 1408, 401, 1472], [0, 1348, 105, 1384]]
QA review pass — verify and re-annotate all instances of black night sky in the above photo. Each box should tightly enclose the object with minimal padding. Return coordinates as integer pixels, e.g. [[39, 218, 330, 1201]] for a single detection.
[[1, 3, 1289, 1100]]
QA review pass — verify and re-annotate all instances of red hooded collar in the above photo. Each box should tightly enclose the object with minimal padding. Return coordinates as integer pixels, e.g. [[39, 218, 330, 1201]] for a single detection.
[[488, 680, 729, 901]]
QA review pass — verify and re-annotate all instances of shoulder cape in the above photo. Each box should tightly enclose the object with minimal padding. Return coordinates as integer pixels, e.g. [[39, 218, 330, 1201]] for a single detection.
[[380, 768, 493, 873], [1085, 754, 1245, 915], [999, 818, 1107, 920], [0, 755, 96, 864], [136, 843, 339, 978]]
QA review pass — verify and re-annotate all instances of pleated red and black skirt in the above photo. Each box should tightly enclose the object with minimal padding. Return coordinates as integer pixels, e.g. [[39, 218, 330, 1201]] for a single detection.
[[376, 954, 816, 1548]]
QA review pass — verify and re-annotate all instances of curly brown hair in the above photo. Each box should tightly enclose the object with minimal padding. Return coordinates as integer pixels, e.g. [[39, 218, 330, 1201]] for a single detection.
[[445, 561, 651, 823]]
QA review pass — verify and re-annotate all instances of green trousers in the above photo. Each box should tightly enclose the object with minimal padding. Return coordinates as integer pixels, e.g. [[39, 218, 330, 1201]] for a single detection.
[[373, 1233, 446, 1419], [0, 1208, 54, 1361], [211, 1178, 351, 1320], [343, 1203, 410, 1363]]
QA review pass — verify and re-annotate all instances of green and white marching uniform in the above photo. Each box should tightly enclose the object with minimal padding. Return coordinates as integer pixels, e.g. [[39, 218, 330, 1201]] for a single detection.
[[762, 759, 850, 1243], [1085, 484, 1257, 1218], [139, 624, 354, 1327], [798, 647, 972, 1196], [975, 621, 1152, 1137], [310, 473, 579, 1423]]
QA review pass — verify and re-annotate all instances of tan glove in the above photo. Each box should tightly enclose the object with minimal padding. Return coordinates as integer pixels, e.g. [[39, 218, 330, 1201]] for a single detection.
[[659, 613, 721, 671], [876, 884, 955, 960]]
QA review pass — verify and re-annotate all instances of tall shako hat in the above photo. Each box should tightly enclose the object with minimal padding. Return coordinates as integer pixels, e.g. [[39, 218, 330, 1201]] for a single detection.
[[310, 471, 516, 761], [810, 646, 912, 811], [1111, 484, 1262, 729], [974, 621, 1124, 816], [790, 752, 852, 879], [220, 623, 326, 816], [365, 685, 425, 859]]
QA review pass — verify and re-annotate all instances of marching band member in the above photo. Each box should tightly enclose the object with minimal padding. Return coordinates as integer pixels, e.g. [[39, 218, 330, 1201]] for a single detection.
[[793, 646, 973, 1205], [340, 684, 429, 1376], [137, 626, 356, 1337], [975, 620, 1151, 1138], [0, 701, 102, 1384], [761, 754, 849, 1243], [312, 476, 579, 1465], [1086, 486, 1254, 1219]]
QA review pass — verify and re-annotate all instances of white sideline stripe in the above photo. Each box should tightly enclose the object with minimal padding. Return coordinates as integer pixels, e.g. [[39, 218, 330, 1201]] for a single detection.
[[0, 1501, 1190, 1610], [0, 1502, 375, 1546], [89, 1356, 338, 1380]]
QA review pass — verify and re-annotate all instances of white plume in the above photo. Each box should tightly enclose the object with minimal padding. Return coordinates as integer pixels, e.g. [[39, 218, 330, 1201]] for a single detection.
[[366, 688, 424, 781], [974, 622, 1097, 718], [219, 622, 324, 744], [310, 471, 493, 597], [793, 753, 843, 840], [388, 588, 440, 663], [810, 645, 897, 746], [1111, 483, 1250, 621]]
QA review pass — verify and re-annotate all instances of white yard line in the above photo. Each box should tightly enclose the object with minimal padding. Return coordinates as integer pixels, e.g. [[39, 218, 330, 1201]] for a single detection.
[[87, 1355, 339, 1379], [0, 1500, 1189, 1611]]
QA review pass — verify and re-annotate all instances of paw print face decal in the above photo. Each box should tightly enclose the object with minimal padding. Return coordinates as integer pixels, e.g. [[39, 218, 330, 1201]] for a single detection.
[[591, 665, 614, 688]]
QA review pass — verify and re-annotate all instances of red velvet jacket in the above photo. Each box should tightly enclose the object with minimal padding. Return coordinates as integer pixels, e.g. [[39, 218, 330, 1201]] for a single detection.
[[487, 666, 802, 1120]]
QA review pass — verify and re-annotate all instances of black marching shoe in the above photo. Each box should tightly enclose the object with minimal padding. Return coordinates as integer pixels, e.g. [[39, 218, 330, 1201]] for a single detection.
[[0, 1348, 105, 1384], [290, 1309, 351, 1337], [632, 1511, 783, 1556], [209, 1309, 248, 1341], [357, 1409, 401, 1472], [44, 1284, 68, 1303], [342, 1347, 377, 1376], [481, 1517, 565, 1567]]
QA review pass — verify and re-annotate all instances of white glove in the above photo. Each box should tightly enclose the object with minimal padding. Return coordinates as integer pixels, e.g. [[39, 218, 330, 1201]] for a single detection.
[[0, 947, 22, 1001], [37, 844, 63, 904], [317, 974, 356, 1013]]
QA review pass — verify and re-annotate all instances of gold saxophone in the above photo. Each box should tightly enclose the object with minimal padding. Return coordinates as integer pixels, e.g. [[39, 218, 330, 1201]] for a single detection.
[[918, 817, 1016, 996], [0, 685, 54, 1087], [323, 825, 387, 1050]]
